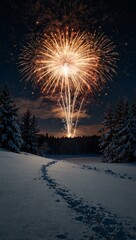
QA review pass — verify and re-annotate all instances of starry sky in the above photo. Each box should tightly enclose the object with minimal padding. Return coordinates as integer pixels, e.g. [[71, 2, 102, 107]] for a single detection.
[[0, 0, 136, 137]]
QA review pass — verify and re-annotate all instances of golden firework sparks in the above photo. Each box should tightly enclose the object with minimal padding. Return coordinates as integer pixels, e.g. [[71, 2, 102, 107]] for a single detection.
[[19, 29, 117, 137]]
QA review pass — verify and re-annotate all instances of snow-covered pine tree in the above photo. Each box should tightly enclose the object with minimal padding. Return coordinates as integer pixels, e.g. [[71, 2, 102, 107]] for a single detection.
[[115, 102, 136, 162], [109, 100, 129, 162], [99, 106, 115, 162], [0, 86, 23, 153], [21, 109, 39, 154]]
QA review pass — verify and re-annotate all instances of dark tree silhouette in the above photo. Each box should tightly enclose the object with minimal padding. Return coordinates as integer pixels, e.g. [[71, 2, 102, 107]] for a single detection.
[[21, 109, 39, 154], [0, 86, 23, 153]]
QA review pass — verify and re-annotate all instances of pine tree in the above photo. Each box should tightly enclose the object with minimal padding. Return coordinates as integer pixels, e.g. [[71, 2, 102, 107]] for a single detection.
[[21, 109, 39, 154], [99, 106, 115, 162], [39, 141, 49, 156], [115, 102, 136, 162], [31, 114, 39, 154], [108, 100, 128, 162], [0, 86, 23, 153]]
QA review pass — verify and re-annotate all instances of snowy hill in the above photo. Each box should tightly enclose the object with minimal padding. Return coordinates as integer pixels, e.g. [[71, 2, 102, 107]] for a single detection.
[[0, 150, 136, 240]]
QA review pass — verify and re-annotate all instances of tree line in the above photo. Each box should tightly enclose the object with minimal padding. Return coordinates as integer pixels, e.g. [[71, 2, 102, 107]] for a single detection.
[[38, 134, 100, 155]]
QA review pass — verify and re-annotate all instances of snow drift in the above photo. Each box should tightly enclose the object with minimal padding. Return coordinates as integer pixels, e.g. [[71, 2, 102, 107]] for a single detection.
[[0, 150, 136, 240]]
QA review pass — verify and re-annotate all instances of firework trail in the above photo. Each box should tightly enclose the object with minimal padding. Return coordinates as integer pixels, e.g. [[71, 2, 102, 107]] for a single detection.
[[19, 29, 117, 137]]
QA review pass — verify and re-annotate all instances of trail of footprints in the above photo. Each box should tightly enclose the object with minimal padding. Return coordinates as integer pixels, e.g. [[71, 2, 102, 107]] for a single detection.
[[40, 161, 136, 240], [81, 165, 136, 182]]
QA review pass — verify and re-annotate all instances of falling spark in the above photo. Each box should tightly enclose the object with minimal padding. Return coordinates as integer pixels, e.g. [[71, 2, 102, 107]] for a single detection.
[[59, 85, 84, 138], [19, 29, 117, 137]]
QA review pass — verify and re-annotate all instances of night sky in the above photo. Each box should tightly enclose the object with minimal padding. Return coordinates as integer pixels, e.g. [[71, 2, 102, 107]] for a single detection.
[[0, 0, 136, 137]]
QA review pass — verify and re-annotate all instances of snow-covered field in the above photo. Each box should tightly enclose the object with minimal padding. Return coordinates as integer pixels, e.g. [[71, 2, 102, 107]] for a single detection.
[[0, 150, 136, 240]]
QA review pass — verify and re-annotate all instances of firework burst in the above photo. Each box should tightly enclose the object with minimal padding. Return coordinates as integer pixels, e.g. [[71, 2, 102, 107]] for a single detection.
[[19, 29, 117, 137]]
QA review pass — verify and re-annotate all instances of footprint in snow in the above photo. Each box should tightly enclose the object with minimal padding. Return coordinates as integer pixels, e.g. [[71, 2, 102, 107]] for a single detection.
[[56, 234, 67, 239]]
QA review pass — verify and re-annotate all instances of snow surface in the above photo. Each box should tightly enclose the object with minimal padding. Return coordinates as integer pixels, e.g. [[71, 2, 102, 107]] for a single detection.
[[0, 150, 136, 240]]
